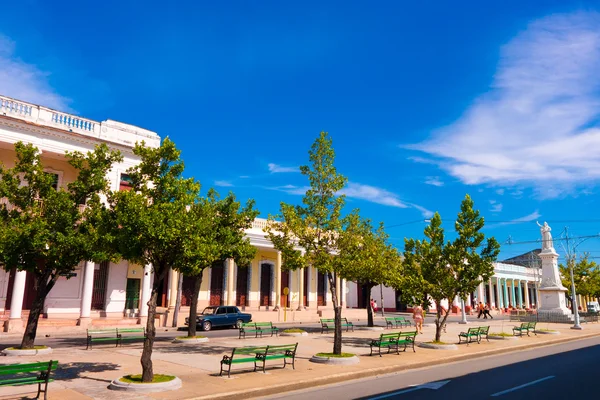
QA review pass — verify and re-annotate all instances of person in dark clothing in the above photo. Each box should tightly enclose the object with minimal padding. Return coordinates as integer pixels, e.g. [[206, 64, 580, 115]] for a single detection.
[[483, 303, 493, 319]]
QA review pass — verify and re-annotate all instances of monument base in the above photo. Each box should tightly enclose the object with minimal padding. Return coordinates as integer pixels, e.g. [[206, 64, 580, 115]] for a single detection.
[[537, 287, 573, 323]]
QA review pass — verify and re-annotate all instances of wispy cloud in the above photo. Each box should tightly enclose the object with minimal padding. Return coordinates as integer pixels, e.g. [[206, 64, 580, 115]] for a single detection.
[[489, 200, 503, 213], [214, 180, 234, 187], [424, 176, 444, 187], [496, 189, 505, 195], [407, 12, 600, 197], [269, 184, 310, 195], [487, 210, 541, 229], [340, 182, 409, 208], [268, 163, 298, 173], [0, 34, 71, 111]]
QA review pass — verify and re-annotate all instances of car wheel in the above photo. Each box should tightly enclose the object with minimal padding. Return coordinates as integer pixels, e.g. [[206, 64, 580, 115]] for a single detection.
[[235, 319, 244, 329], [202, 321, 212, 331]]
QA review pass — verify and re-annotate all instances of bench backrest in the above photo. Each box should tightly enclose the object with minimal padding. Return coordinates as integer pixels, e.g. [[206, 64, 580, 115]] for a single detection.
[[467, 327, 480, 334], [87, 329, 117, 335], [0, 360, 57, 376], [232, 346, 268, 357], [520, 322, 529, 328], [479, 326, 490, 334], [396, 317, 407, 320], [320, 319, 335, 323], [384, 317, 395, 321], [266, 343, 298, 355], [379, 332, 400, 340], [240, 322, 256, 328], [254, 322, 274, 327], [399, 331, 417, 338], [117, 328, 145, 334], [527, 322, 537, 329]]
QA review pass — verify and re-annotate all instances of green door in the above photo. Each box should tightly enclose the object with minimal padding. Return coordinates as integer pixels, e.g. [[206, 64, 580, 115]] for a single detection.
[[125, 278, 141, 309]]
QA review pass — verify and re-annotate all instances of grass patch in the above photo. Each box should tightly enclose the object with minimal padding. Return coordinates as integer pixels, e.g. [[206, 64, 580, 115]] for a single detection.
[[175, 335, 206, 339], [489, 332, 513, 337], [283, 329, 306, 333], [316, 352, 355, 358], [119, 374, 175, 384], [427, 341, 449, 345], [6, 345, 49, 350]]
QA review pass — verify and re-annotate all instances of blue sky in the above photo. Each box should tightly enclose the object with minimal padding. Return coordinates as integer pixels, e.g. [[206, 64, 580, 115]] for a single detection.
[[2, 1, 600, 262]]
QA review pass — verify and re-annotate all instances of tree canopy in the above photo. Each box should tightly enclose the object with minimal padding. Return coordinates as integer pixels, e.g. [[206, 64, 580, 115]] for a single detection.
[[0, 142, 122, 348]]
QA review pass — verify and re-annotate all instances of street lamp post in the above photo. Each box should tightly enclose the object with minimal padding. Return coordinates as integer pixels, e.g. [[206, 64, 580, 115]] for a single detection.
[[569, 257, 582, 330]]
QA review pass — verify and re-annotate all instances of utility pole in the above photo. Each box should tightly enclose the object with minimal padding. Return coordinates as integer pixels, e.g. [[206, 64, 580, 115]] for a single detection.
[[562, 227, 582, 330]]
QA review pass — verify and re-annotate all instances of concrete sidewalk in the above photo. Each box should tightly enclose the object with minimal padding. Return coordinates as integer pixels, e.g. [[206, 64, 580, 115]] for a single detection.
[[1, 318, 598, 400]]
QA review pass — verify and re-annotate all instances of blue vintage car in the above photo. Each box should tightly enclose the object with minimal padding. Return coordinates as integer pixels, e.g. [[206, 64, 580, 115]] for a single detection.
[[184, 306, 252, 331]]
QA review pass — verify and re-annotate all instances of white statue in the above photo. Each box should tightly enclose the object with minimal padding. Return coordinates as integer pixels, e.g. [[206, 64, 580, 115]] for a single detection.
[[537, 221, 553, 250]]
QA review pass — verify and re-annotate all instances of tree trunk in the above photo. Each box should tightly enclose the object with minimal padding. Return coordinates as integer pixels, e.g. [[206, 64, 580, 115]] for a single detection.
[[380, 283, 385, 317], [187, 274, 203, 337], [20, 273, 56, 349], [327, 273, 342, 355], [434, 299, 451, 342], [365, 282, 375, 327], [171, 272, 183, 328], [141, 267, 167, 383]]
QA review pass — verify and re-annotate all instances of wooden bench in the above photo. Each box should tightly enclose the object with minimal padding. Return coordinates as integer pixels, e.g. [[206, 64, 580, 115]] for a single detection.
[[254, 322, 279, 337], [256, 343, 298, 372], [398, 331, 417, 353], [513, 321, 537, 336], [86, 328, 118, 349], [478, 325, 490, 342], [370, 332, 401, 356], [239, 322, 261, 339], [117, 327, 147, 345], [220, 346, 268, 377], [320, 318, 354, 334], [0, 360, 57, 400], [458, 327, 481, 345], [385, 316, 412, 329]]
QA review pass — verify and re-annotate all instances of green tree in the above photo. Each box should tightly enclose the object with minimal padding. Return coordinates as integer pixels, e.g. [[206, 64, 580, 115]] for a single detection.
[[402, 195, 500, 342], [0, 142, 122, 349], [176, 189, 258, 337], [560, 254, 600, 301], [267, 132, 351, 355], [340, 213, 402, 327], [107, 138, 199, 382]]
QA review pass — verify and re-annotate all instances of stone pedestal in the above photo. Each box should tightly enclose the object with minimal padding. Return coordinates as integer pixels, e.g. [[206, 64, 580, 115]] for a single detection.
[[77, 317, 92, 328], [537, 248, 572, 322], [4, 318, 24, 333]]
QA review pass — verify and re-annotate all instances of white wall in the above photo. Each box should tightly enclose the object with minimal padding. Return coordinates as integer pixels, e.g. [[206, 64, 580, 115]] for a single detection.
[[0, 269, 9, 310], [44, 263, 84, 315]]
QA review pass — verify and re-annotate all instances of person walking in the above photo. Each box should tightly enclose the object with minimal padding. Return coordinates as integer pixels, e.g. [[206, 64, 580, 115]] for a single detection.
[[413, 304, 424, 334], [483, 303, 493, 319], [373, 300, 378, 313], [477, 302, 485, 319]]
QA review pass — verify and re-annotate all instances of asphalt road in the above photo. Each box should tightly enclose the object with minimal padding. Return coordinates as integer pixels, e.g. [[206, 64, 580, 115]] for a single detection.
[[261, 335, 600, 400]]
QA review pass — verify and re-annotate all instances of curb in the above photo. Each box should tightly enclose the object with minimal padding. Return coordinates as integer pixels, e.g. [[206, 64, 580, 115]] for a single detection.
[[418, 342, 458, 350], [189, 332, 600, 400], [310, 354, 360, 365], [2, 347, 53, 356], [109, 376, 182, 393], [488, 335, 519, 340], [172, 337, 209, 344], [281, 332, 309, 337]]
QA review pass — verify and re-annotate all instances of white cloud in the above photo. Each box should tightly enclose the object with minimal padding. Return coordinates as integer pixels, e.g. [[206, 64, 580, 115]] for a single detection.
[[214, 180, 234, 187], [496, 189, 505, 195], [268, 163, 298, 173], [408, 12, 600, 197], [489, 200, 503, 213], [488, 210, 541, 228], [340, 182, 409, 208], [0, 34, 71, 111], [424, 176, 444, 187], [239, 175, 250, 179], [270, 184, 310, 195]]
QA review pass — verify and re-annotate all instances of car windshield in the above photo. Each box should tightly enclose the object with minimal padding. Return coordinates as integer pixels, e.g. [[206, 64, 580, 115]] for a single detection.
[[201, 307, 218, 315]]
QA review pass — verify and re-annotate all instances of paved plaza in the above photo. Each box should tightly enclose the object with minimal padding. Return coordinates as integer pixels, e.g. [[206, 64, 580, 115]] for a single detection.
[[1, 316, 599, 400]]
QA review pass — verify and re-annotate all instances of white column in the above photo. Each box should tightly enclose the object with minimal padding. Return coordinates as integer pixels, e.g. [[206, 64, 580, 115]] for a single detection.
[[139, 264, 152, 318], [227, 258, 235, 306], [342, 279, 347, 308], [78, 261, 95, 324], [335, 275, 341, 307], [274, 251, 282, 310], [477, 282, 485, 305], [489, 278, 495, 307], [524, 281, 530, 308], [9, 270, 27, 320], [297, 268, 304, 311]]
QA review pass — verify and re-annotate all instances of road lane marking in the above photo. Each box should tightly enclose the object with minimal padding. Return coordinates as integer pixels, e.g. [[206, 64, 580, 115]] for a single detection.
[[369, 380, 450, 399], [490, 375, 555, 397]]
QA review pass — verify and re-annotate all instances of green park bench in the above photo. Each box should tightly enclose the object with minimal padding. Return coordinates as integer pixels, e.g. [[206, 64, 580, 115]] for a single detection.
[[239, 322, 260, 339], [513, 322, 537, 336], [220, 345, 268, 377], [0, 360, 58, 400], [254, 322, 279, 337], [320, 318, 354, 334], [370, 332, 401, 356], [398, 331, 417, 353], [385, 316, 412, 329], [117, 327, 147, 345], [478, 325, 490, 342], [458, 327, 481, 345], [256, 343, 298, 372], [86, 328, 119, 349]]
